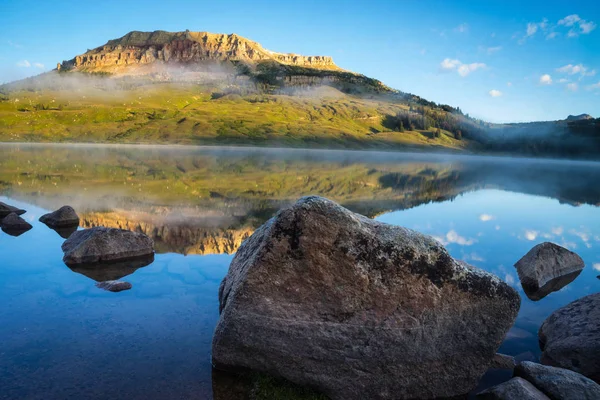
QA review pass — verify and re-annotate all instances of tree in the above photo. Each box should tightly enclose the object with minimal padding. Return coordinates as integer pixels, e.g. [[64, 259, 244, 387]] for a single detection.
[[399, 121, 405, 132], [455, 130, 462, 140], [435, 128, 441, 138]]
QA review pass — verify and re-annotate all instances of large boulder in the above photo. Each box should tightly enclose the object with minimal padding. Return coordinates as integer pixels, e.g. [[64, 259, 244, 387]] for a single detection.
[[212, 196, 520, 400], [39, 205, 80, 228], [514, 361, 600, 399], [514, 242, 584, 300], [1, 212, 32, 235], [61, 226, 154, 265], [476, 377, 549, 399], [0, 201, 26, 218], [538, 293, 600, 383]]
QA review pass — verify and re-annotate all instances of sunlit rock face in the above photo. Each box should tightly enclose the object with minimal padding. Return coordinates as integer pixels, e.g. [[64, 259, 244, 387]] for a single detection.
[[213, 196, 520, 400], [60, 30, 341, 73]]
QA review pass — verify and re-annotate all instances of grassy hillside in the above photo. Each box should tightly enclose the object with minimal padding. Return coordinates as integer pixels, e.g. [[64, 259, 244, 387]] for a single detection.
[[0, 75, 471, 151]]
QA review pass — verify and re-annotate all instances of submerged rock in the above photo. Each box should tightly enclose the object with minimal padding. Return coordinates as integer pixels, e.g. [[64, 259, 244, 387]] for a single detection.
[[52, 225, 79, 239], [39, 205, 80, 228], [212, 196, 520, 400], [491, 353, 516, 370], [539, 293, 600, 383], [61, 226, 154, 265], [95, 280, 132, 292], [1, 212, 32, 235], [514, 361, 600, 399], [0, 201, 26, 218], [476, 377, 549, 399], [514, 242, 584, 300]]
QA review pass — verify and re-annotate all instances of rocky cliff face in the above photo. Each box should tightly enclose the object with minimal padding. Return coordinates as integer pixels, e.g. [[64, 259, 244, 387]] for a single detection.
[[59, 30, 341, 73], [79, 211, 254, 255]]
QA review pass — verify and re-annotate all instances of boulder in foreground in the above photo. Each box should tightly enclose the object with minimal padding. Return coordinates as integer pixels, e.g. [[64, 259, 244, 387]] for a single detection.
[[514, 242, 584, 300], [539, 293, 600, 383], [476, 377, 549, 399], [1, 212, 32, 235], [212, 196, 520, 400], [39, 205, 80, 228], [61, 226, 154, 265], [96, 280, 132, 292], [514, 361, 600, 399], [0, 201, 26, 218]]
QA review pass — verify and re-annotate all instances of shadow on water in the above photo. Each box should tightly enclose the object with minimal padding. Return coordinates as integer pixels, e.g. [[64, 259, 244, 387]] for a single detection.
[[66, 254, 155, 282]]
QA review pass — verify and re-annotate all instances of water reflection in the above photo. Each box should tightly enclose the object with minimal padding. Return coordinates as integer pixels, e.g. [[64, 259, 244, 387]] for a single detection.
[[68, 255, 155, 282], [522, 270, 583, 301], [0, 144, 599, 399]]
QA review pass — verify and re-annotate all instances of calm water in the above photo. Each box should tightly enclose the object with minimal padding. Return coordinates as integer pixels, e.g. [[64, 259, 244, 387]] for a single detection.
[[1, 144, 599, 399]]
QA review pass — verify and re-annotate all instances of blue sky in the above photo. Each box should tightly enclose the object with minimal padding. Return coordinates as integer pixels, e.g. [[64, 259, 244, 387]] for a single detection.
[[1, 0, 598, 122]]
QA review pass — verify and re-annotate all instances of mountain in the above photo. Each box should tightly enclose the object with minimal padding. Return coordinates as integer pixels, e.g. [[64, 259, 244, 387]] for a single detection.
[[1, 30, 599, 158], [59, 30, 342, 73]]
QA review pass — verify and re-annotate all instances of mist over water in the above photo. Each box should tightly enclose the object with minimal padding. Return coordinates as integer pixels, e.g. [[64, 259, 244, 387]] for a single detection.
[[1, 144, 599, 399]]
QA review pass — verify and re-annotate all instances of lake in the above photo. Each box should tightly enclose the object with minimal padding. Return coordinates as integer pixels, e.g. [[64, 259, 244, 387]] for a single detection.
[[1, 144, 599, 399]]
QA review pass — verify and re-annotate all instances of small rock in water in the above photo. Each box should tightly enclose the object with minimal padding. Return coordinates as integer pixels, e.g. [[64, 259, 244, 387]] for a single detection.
[[539, 293, 600, 383], [61, 226, 154, 265], [476, 377, 549, 399], [213, 196, 520, 400], [39, 205, 80, 228], [1, 212, 32, 235], [514, 361, 600, 399], [0, 201, 26, 218], [514, 242, 584, 300], [96, 280, 132, 292], [490, 353, 516, 370]]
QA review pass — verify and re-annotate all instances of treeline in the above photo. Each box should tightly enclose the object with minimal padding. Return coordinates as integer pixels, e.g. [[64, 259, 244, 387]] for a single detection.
[[383, 105, 489, 140]]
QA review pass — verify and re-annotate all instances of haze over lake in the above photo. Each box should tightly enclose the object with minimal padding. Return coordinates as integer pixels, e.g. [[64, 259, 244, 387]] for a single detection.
[[1, 144, 599, 399]]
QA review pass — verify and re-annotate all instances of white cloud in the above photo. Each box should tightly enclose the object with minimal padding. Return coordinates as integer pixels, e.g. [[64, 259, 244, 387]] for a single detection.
[[551, 226, 564, 235], [7, 40, 23, 49], [16, 60, 31, 68], [479, 214, 495, 221], [434, 230, 476, 246], [570, 229, 590, 243], [559, 15, 581, 27], [495, 225, 501, 230], [558, 14, 596, 37], [526, 22, 539, 37], [507, 82, 512, 87], [540, 74, 553, 85], [558, 78, 569, 83], [489, 89, 502, 97], [463, 252, 485, 262], [454, 23, 469, 33], [458, 63, 486, 77], [524, 230, 539, 241], [33, 63, 44, 69], [593, 263, 600, 272], [504, 274, 515, 285], [546, 32, 559, 39], [587, 82, 600, 91], [487, 46, 502, 54], [567, 83, 578, 91], [440, 59, 486, 77], [441, 58, 461, 70], [556, 64, 595, 77]]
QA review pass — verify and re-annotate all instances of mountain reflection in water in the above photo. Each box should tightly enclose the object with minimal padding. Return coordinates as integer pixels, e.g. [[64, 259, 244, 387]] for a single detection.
[[1, 144, 598, 256]]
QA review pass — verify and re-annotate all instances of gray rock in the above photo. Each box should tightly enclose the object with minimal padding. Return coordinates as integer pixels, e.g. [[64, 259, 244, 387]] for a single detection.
[[212, 196, 521, 400], [39, 205, 80, 228], [515, 361, 600, 399], [514, 242, 584, 301], [491, 353, 516, 370], [95, 280, 132, 292], [1, 212, 32, 235], [476, 377, 549, 399], [0, 201, 26, 218], [539, 293, 600, 383], [61, 226, 154, 265]]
